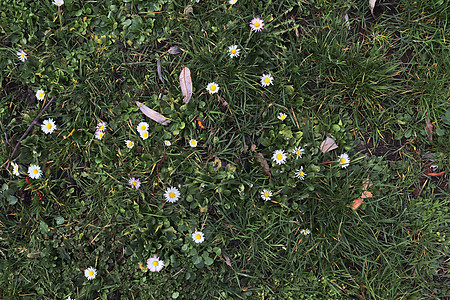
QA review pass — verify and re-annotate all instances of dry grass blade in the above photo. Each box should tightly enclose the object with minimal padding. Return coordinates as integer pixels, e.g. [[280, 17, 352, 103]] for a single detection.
[[217, 96, 228, 112], [136, 101, 171, 126], [256, 152, 271, 178], [320, 136, 338, 153], [179, 67, 193, 104]]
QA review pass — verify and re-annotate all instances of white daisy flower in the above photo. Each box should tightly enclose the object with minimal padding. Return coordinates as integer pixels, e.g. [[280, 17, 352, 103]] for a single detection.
[[164, 140, 171, 146], [125, 140, 134, 149], [278, 113, 287, 121], [84, 267, 97, 280], [189, 139, 198, 147], [295, 167, 306, 180], [28, 164, 42, 179], [261, 189, 272, 201], [137, 122, 149, 133], [192, 231, 205, 244], [292, 146, 305, 159], [41, 118, 56, 134], [260, 74, 273, 87], [96, 122, 107, 131], [300, 229, 311, 236], [53, 0, 64, 6], [338, 153, 350, 168], [65, 296, 75, 300], [164, 186, 180, 203], [140, 130, 149, 140], [35, 89, 45, 101], [12, 162, 20, 176], [250, 17, 264, 32], [206, 82, 219, 94], [229, 0, 238, 4], [272, 150, 287, 165], [228, 45, 240, 58], [95, 130, 105, 140], [17, 50, 27, 62], [147, 256, 164, 272]]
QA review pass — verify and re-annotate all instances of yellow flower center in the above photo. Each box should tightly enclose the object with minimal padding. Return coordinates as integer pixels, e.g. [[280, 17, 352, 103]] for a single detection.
[[210, 85, 216, 91], [231, 49, 236, 54], [132, 181, 137, 186], [296, 150, 301, 155], [340, 158, 346, 164], [140, 125, 146, 131], [300, 171, 304, 176], [264, 78, 270, 83], [46, 124, 52, 129], [264, 192, 269, 197], [99, 132, 103, 137], [152, 261, 159, 266], [100, 126, 105, 130], [169, 192, 175, 198], [276, 154, 283, 160], [88, 270, 94, 276], [280, 115, 285, 119], [254, 22, 260, 27], [191, 140, 197, 146], [143, 132, 148, 137], [128, 142, 133, 147], [21, 53, 25, 57], [39, 92, 44, 98], [195, 234, 201, 240], [32, 169, 38, 174], [57, 2, 61, 5]]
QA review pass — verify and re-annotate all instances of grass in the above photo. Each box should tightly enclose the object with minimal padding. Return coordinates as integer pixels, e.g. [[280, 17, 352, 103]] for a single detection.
[[1, 0, 449, 299]]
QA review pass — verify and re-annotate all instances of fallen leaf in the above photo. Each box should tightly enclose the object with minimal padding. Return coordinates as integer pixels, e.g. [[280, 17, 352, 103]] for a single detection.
[[352, 178, 373, 210], [425, 116, 433, 141], [217, 96, 228, 112], [168, 45, 182, 55], [184, 5, 193, 15], [179, 67, 192, 104], [27, 251, 40, 258], [320, 136, 338, 153], [222, 251, 232, 267], [136, 101, 171, 126], [256, 153, 271, 178], [157, 58, 163, 83], [424, 170, 448, 177], [369, 0, 377, 16]]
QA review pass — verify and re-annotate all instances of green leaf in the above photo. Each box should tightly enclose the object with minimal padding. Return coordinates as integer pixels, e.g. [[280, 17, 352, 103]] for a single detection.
[[40, 221, 50, 234], [193, 255, 202, 265], [203, 256, 214, 266], [55, 216, 65, 225], [7, 195, 18, 205]]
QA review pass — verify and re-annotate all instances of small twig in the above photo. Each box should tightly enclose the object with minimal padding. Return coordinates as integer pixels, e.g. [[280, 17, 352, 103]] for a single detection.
[[8, 96, 55, 163]]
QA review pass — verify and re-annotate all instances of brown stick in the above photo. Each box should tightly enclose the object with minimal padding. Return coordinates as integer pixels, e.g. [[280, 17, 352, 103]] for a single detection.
[[7, 96, 55, 163]]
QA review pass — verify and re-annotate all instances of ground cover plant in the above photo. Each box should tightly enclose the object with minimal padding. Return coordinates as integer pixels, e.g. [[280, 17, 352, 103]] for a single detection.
[[0, 0, 449, 299]]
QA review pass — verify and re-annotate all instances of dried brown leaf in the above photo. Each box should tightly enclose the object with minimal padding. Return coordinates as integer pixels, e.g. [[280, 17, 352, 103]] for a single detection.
[[157, 58, 163, 83], [425, 116, 433, 141], [179, 67, 193, 104], [320, 136, 338, 153], [369, 0, 377, 16], [168, 46, 182, 55], [352, 178, 373, 210], [218, 96, 228, 112], [223, 252, 232, 267], [27, 251, 40, 258], [256, 152, 271, 178], [184, 5, 193, 15], [136, 101, 171, 126]]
